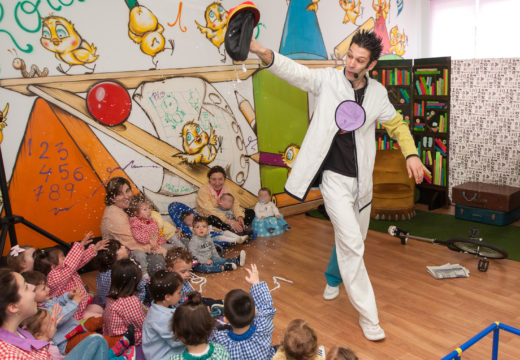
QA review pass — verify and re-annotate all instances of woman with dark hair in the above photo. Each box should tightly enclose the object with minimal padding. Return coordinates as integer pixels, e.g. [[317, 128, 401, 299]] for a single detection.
[[195, 166, 255, 234], [100, 177, 165, 275], [0, 269, 133, 359]]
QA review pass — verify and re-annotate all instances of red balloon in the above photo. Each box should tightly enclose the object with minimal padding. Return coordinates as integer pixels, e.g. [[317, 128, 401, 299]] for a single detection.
[[86, 81, 132, 126]]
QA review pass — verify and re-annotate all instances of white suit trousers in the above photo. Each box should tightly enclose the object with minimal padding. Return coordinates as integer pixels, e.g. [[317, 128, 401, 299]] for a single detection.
[[320, 170, 379, 325]]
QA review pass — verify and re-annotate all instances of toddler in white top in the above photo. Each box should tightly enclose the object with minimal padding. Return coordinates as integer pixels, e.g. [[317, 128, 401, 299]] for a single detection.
[[251, 188, 290, 237]]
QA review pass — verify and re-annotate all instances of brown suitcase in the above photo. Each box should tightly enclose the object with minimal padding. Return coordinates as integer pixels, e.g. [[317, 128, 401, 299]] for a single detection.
[[452, 182, 520, 212]]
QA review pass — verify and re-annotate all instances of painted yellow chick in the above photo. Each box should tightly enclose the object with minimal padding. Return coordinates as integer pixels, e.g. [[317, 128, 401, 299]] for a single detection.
[[176, 122, 219, 165], [281, 144, 300, 169], [40, 16, 98, 74], [389, 25, 407, 56], [306, 0, 320, 12], [0, 103, 8, 144], [339, 0, 361, 24], [128, 5, 174, 67], [373, 0, 390, 20], [195, 2, 228, 62]]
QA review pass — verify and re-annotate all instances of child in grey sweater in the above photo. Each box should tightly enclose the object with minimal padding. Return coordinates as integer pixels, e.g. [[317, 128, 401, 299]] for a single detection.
[[189, 216, 246, 273]]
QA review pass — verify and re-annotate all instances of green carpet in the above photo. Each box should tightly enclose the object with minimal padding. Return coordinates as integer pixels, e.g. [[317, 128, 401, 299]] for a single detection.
[[306, 209, 520, 262]]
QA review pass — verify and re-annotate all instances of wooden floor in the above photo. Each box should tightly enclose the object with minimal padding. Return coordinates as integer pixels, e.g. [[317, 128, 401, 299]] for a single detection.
[[83, 211, 520, 359]]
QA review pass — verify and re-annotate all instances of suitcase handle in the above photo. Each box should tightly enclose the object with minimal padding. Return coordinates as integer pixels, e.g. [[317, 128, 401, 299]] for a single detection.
[[462, 191, 487, 204]]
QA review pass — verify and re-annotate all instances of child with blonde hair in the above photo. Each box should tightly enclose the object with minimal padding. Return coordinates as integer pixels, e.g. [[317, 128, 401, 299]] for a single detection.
[[273, 319, 324, 360], [128, 194, 170, 257], [251, 188, 290, 237]]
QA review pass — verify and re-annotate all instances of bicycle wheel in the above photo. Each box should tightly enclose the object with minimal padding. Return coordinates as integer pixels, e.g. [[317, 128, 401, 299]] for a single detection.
[[446, 237, 508, 259]]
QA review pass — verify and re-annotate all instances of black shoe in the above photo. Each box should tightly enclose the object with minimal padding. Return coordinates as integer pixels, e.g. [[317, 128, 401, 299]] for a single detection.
[[223, 263, 237, 271], [123, 324, 135, 347]]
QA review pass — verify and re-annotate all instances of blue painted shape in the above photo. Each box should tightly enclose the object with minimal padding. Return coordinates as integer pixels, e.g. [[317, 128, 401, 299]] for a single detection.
[[279, 0, 327, 60]]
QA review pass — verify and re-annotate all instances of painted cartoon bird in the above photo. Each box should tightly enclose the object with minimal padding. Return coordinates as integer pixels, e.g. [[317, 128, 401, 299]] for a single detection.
[[306, 0, 320, 12], [339, 0, 361, 24], [373, 0, 390, 20], [40, 16, 98, 74], [128, 5, 174, 67], [389, 25, 407, 56], [0, 103, 9, 144], [176, 121, 219, 164], [195, 2, 228, 62], [281, 144, 300, 169]]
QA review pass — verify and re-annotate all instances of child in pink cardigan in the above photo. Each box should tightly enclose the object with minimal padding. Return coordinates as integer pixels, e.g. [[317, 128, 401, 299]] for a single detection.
[[128, 195, 173, 258], [33, 232, 109, 320]]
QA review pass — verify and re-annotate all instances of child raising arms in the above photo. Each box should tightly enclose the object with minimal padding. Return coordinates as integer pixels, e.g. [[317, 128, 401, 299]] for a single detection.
[[33, 232, 109, 320]]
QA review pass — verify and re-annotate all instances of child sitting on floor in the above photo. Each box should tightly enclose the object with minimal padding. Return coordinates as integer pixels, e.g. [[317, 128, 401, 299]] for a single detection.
[[251, 188, 290, 237], [94, 239, 148, 306], [165, 247, 196, 306], [165, 247, 226, 315], [143, 270, 185, 360], [21, 307, 136, 359], [103, 259, 147, 346], [23, 271, 97, 354], [6, 245, 36, 273], [181, 210, 247, 245], [273, 319, 325, 360], [189, 216, 246, 273], [33, 232, 109, 320], [171, 292, 230, 360], [210, 264, 276, 360]]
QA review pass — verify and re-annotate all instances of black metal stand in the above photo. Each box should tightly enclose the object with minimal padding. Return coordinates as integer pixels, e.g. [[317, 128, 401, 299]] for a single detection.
[[0, 147, 70, 253]]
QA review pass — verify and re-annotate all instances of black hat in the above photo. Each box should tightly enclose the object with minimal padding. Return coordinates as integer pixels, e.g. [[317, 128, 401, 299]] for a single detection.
[[225, 1, 260, 62]]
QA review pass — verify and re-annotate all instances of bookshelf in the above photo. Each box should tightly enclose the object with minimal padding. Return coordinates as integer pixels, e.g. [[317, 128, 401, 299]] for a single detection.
[[370, 59, 413, 151], [371, 57, 451, 210]]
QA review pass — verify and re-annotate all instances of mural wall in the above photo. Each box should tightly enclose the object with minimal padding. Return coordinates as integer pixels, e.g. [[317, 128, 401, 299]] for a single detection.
[[0, 0, 425, 248]]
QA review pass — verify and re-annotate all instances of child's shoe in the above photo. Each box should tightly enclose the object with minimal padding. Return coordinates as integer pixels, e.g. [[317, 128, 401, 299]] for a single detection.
[[318, 345, 326, 358], [120, 346, 136, 360], [210, 303, 225, 317], [111, 324, 135, 356], [236, 250, 246, 267], [223, 263, 237, 271], [237, 235, 248, 244]]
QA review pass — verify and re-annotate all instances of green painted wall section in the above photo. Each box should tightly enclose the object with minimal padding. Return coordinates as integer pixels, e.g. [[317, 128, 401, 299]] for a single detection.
[[253, 70, 309, 194]]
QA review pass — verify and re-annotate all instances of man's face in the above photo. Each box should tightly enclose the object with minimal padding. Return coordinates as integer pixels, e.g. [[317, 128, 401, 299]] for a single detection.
[[344, 43, 376, 81]]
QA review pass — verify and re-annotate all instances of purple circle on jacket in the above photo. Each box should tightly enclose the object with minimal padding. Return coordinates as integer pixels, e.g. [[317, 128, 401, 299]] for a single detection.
[[335, 100, 366, 132]]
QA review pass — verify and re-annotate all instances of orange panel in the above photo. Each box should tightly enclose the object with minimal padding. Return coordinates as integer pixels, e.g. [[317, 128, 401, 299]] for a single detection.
[[3, 99, 135, 253]]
